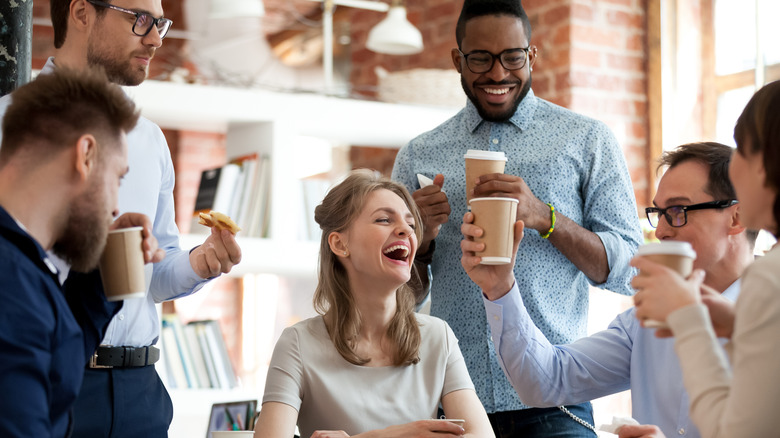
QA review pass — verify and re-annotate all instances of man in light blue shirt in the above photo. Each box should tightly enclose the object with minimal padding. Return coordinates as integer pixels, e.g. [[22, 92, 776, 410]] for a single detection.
[[392, 0, 641, 435], [461, 142, 756, 438]]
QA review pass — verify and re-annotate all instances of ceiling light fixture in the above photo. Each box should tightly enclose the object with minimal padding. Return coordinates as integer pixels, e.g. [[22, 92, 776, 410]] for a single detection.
[[209, 0, 265, 19], [366, 0, 423, 55], [305, 0, 424, 92]]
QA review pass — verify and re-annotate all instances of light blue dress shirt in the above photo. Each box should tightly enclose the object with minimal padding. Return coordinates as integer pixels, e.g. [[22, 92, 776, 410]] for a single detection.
[[392, 90, 642, 412], [0, 58, 208, 348], [484, 279, 740, 438]]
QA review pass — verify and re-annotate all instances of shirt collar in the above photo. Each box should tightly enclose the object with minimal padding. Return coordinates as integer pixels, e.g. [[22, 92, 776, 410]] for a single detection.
[[722, 279, 741, 302], [464, 88, 538, 133], [0, 205, 59, 278]]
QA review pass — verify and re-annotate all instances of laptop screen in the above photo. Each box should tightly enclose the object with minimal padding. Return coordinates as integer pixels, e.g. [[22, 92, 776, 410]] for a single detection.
[[206, 400, 258, 438]]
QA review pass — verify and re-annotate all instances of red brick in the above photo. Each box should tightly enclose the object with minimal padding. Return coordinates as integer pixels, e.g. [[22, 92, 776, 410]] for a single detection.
[[571, 24, 625, 49], [572, 3, 596, 22], [542, 5, 571, 27], [606, 53, 645, 72], [606, 10, 644, 29], [571, 47, 603, 69]]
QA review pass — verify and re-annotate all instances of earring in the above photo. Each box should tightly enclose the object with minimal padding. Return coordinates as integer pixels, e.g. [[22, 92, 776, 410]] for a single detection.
[[530, 66, 533, 72], [343, 251, 348, 256]]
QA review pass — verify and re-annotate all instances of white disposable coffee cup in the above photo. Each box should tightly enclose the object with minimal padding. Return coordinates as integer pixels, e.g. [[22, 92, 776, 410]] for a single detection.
[[468, 197, 518, 265], [635, 241, 697, 328], [464, 150, 507, 203], [98, 227, 146, 301]]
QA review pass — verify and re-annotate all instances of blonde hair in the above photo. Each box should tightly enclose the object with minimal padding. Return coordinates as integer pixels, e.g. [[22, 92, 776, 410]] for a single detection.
[[313, 170, 423, 366]]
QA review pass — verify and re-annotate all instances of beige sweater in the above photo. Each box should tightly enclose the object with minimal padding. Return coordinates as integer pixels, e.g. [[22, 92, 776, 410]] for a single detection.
[[668, 245, 780, 437]]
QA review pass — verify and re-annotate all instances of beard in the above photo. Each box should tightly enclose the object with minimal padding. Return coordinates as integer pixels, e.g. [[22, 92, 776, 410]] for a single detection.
[[87, 39, 150, 86], [52, 184, 112, 273], [461, 75, 533, 122]]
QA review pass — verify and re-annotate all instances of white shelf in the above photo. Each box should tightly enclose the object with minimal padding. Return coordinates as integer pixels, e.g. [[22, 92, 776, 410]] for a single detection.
[[180, 234, 319, 279], [125, 79, 459, 148]]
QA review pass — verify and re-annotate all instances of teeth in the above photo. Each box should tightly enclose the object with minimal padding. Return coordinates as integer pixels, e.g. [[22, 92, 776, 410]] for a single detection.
[[484, 88, 509, 95], [383, 245, 409, 258]]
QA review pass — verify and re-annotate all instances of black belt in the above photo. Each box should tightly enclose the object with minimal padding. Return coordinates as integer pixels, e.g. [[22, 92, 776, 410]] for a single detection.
[[89, 345, 160, 369]]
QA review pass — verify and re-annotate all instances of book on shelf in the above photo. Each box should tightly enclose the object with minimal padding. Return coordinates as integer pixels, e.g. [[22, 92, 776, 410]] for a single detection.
[[189, 154, 271, 238], [159, 316, 239, 390]]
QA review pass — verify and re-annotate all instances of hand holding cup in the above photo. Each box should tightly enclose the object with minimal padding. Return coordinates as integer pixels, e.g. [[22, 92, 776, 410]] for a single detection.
[[631, 242, 703, 328]]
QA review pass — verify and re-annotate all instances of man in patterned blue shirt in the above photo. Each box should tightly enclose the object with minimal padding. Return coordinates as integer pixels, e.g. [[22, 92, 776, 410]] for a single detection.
[[391, 0, 642, 436]]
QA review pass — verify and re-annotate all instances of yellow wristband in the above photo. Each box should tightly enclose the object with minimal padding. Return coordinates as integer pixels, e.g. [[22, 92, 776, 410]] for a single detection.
[[540, 203, 555, 239]]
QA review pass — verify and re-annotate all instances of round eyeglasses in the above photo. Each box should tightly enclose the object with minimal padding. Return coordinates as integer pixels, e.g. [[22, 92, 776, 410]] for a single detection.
[[645, 199, 738, 228], [457, 48, 531, 74], [86, 0, 172, 40]]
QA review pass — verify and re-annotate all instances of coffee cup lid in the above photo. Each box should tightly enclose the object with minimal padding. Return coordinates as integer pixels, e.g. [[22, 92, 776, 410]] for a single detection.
[[636, 241, 696, 259], [464, 150, 507, 161], [468, 197, 519, 205]]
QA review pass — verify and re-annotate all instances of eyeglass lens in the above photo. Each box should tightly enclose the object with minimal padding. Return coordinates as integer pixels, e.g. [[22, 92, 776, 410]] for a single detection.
[[466, 50, 527, 73], [647, 206, 685, 228], [134, 14, 171, 39]]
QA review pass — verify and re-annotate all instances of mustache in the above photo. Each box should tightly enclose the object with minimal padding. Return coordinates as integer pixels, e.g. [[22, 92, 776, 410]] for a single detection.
[[133, 48, 156, 59]]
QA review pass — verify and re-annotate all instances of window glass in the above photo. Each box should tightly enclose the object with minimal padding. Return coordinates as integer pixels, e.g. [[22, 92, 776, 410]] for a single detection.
[[715, 86, 754, 147], [759, 0, 780, 66], [714, 0, 756, 75]]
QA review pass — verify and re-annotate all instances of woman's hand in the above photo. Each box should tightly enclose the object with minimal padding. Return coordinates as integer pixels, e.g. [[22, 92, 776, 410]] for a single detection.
[[631, 256, 705, 326], [346, 419, 466, 438]]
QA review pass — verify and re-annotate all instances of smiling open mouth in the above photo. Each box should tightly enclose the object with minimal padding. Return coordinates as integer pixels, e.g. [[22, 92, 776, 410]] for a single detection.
[[383, 244, 410, 261]]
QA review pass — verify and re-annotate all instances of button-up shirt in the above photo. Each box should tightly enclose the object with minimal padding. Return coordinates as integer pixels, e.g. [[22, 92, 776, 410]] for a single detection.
[[484, 279, 740, 438], [392, 90, 642, 412]]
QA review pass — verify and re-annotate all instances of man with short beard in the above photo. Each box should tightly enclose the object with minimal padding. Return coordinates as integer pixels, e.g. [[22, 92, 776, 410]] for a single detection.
[[392, 0, 642, 436], [0, 1, 242, 437], [0, 68, 140, 438]]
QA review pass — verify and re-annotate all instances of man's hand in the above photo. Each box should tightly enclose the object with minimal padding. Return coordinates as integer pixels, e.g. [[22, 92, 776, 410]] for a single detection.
[[412, 173, 450, 254], [473, 173, 550, 233], [189, 227, 242, 279], [460, 211, 524, 300], [111, 212, 165, 264], [617, 424, 667, 438]]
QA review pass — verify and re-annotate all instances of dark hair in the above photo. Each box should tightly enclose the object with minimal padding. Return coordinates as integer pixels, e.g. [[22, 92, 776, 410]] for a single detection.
[[313, 169, 423, 367], [658, 141, 758, 246], [0, 67, 139, 167], [734, 80, 780, 236], [51, 0, 110, 49], [456, 0, 532, 48]]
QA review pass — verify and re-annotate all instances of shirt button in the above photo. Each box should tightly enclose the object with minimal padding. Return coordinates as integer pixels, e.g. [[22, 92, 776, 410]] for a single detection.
[[118, 314, 125, 321], [678, 428, 685, 435], [492, 138, 499, 144], [493, 315, 499, 321]]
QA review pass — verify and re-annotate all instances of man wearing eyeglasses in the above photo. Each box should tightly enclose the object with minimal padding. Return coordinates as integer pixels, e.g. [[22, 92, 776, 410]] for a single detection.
[[391, 0, 642, 435], [0, 1, 242, 437], [460, 142, 756, 438]]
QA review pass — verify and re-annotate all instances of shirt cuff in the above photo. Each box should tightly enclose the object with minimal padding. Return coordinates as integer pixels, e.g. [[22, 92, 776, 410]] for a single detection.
[[667, 303, 711, 336]]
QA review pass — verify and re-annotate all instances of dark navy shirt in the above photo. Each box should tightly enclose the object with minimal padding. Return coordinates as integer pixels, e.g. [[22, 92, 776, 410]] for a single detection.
[[0, 206, 119, 437]]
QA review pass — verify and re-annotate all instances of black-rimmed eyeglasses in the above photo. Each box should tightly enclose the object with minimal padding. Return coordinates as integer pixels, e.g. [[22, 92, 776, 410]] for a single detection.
[[86, 0, 172, 39], [645, 199, 738, 228], [457, 48, 531, 73]]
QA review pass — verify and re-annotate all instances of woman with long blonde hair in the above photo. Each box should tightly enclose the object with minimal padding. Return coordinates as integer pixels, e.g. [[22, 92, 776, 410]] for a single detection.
[[255, 170, 493, 438]]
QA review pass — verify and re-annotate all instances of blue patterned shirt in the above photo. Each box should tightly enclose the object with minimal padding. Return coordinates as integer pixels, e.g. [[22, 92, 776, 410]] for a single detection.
[[392, 90, 642, 413]]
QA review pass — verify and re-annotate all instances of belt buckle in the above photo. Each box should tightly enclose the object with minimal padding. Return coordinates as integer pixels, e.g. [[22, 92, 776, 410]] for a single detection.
[[89, 345, 113, 369]]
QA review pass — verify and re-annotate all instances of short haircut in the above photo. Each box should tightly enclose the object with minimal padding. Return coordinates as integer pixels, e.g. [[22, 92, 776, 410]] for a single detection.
[[734, 80, 780, 236], [658, 141, 758, 246], [0, 67, 139, 167], [51, 0, 110, 49], [456, 0, 532, 48]]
